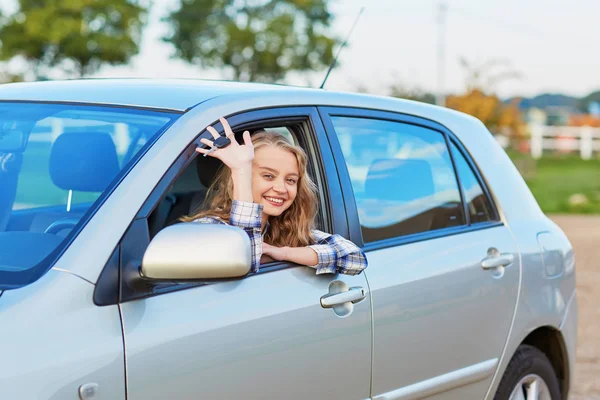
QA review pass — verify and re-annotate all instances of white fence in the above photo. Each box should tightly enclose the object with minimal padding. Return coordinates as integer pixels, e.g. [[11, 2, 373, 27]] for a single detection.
[[529, 124, 600, 159]]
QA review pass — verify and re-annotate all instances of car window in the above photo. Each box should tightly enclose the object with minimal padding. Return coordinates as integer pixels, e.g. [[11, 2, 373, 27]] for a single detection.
[[450, 142, 496, 223], [0, 102, 179, 290], [146, 125, 304, 237], [330, 116, 465, 243]]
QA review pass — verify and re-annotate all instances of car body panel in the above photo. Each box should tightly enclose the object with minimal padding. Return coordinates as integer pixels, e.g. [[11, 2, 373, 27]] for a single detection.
[[360, 225, 520, 399], [122, 269, 372, 400], [0, 269, 125, 400], [483, 216, 576, 399]]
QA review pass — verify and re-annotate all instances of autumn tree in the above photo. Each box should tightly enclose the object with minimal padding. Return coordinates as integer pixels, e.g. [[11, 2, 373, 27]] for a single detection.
[[0, 0, 148, 79], [163, 0, 337, 82], [446, 57, 525, 137]]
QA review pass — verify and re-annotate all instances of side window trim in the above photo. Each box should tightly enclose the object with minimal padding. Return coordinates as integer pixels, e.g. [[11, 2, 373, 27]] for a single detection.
[[449, 138, 501, 223], [96, 106, 345, 305], [318, 106, 501, 251], [443, 132, 471, 226]]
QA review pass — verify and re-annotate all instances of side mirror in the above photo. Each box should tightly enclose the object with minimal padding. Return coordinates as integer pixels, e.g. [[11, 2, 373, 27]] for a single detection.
[[141, 223, 252, 281]]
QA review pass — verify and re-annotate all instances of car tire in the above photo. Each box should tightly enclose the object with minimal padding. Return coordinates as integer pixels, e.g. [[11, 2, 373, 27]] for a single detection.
[[494, 344, 561, 400]]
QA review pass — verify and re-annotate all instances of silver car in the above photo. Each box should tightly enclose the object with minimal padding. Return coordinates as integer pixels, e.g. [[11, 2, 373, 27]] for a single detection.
[[0, 79, 577, 400]]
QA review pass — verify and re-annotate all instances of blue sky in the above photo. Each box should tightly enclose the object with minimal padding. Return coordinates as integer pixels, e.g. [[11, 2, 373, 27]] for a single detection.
[[5, 0, 600, 98]]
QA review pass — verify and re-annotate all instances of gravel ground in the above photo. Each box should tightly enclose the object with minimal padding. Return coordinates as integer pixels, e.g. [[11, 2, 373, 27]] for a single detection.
[[550, 215, 600, 400]]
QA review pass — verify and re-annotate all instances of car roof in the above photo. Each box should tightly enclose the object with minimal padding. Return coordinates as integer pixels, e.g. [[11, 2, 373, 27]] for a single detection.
[[0, 79, 303, 112], [0, 78, 477, 131]]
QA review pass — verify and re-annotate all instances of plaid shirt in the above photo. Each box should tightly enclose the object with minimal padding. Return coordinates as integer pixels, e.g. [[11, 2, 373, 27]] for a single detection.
[[194, 200, 367, 275]]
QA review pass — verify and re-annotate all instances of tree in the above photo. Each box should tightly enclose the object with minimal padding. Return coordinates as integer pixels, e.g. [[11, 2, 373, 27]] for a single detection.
[[446, 89, 525, 137], [0, 0, 148, 79], [458, 57, 521, 93], [388, 83, 436, 105], [163, 0, 337, 82], [445, 57, 525, 137], [0, 69, 24, 83]]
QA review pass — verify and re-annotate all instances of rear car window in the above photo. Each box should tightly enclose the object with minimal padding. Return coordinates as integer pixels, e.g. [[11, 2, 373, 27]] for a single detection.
[[331, 116, 465, 243], [0, 102, 179, 289], [450, 142, 496, 223]]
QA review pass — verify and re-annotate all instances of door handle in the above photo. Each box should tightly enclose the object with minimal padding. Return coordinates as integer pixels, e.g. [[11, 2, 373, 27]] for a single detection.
[[321, 286, 366, 308], [481, 253, 514, 269]]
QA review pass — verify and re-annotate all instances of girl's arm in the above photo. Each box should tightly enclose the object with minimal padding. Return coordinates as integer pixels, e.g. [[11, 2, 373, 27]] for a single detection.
[[195, 117, 263, 272], [262, 231, 368, 276]]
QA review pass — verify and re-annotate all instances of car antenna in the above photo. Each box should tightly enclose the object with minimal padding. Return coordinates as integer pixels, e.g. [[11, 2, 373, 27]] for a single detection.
[[319, 6, 365, 89]]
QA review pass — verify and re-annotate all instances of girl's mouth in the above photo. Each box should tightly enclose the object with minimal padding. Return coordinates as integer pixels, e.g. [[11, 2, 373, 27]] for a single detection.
[[264, 196, 285, 207]]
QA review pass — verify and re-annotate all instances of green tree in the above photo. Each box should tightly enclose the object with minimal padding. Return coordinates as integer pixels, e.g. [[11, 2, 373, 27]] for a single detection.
[[163, 0, 337, 82], [388, 83, 436, 104], [0, 0, 148, 78]]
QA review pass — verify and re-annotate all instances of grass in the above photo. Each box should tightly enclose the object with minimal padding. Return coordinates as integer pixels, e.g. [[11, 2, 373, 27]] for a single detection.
[[507, 150, 600, 214]]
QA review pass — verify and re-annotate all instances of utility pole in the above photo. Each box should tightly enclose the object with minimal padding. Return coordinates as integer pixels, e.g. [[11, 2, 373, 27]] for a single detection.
[[436, 2, 447, 107]]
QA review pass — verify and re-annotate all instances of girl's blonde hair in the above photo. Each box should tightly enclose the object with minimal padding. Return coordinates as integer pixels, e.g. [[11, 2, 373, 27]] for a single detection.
[[182, 131, 318, 247]]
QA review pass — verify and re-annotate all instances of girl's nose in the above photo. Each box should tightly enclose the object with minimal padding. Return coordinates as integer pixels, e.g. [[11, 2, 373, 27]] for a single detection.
[[272, 180, 287, 193]]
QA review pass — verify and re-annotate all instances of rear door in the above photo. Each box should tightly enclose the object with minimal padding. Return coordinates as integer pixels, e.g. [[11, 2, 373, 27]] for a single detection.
[[117, 107, 373, 400], [320, 107, 520, 399]]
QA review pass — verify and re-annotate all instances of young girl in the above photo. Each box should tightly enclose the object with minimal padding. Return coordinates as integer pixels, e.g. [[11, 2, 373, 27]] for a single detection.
[[183, 117, 367, 276]]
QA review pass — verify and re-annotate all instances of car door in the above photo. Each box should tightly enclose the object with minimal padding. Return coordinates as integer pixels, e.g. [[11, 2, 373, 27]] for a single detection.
[[321, 107, 521, 399], [116, 108, 373, 400]]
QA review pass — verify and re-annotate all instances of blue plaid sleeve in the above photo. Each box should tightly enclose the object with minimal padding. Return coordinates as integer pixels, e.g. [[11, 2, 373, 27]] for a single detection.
[[308, 230, 368, 276], [193, 200, 263, 273]]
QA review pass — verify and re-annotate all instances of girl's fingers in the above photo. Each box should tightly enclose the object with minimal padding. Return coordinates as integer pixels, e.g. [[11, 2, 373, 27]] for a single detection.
[[200, 138, 214, 147], [195, 147, 209, 155], [242, 130, 252, 147], [206, 125, 220, 139], [220, 117, 235, 138]]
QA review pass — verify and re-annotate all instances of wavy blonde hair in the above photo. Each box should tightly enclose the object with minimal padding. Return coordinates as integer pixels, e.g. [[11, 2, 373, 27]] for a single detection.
[[182, 131, 318, 247]]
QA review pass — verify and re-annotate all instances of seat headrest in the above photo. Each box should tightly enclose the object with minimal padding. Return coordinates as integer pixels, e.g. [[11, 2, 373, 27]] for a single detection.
[[365, 158, 435, 202], [49, 132, 120, 192], [196, 153, 223, 189]]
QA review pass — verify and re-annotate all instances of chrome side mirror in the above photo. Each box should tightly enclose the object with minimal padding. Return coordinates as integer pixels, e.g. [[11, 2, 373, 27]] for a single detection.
[[141, 223, 252, 281]]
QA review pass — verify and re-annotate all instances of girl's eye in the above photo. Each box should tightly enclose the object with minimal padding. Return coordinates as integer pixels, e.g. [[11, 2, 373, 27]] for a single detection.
[[263, 174, 274, 179], [287, 178, 298, 184]]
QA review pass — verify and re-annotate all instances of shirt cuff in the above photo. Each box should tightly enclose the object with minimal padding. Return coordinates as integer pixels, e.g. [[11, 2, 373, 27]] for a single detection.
[[229, 200, 263, 229], [308, 244, 337, 274]]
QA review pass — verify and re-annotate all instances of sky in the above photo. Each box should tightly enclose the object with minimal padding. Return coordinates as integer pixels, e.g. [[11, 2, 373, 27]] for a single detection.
[[5, 0, 600, 98]]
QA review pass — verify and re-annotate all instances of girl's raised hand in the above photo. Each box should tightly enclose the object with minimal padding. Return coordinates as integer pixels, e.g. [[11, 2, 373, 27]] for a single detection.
[[195, 117, 253, 171]]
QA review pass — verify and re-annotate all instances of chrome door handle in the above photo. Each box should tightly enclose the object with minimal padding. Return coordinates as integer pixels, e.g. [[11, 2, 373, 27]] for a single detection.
[[320, 286, 366, 308], [481, 253, 514, 269]]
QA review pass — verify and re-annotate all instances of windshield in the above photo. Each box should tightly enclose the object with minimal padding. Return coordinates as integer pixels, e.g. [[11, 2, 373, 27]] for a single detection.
[[0, 102, 179, 289]]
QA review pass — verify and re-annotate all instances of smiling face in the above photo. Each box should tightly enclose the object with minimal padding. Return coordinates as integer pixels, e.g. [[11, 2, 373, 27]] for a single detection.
[[251, 145, 299, 222]]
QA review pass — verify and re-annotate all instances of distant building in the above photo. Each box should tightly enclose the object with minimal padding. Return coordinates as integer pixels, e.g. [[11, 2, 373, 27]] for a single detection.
[[524, 107, 547, 125], [545, 106, 580, 126], [569, 114, 600, 127]]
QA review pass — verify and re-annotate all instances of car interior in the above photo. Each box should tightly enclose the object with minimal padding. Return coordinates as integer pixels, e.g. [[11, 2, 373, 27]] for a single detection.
[[0, 131, 124, 271], [356, 157, 464, 243]]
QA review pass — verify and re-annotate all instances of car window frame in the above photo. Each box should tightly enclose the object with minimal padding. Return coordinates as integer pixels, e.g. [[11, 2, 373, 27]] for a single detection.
[[448, 137, 500, 225], [0, 101, 181, 291], [318, 106, 502, 252], [95, 106, 348, 306]]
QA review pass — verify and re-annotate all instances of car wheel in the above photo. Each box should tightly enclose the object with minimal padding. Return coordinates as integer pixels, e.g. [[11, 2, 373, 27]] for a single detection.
[[494, 344, 561, 400]]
